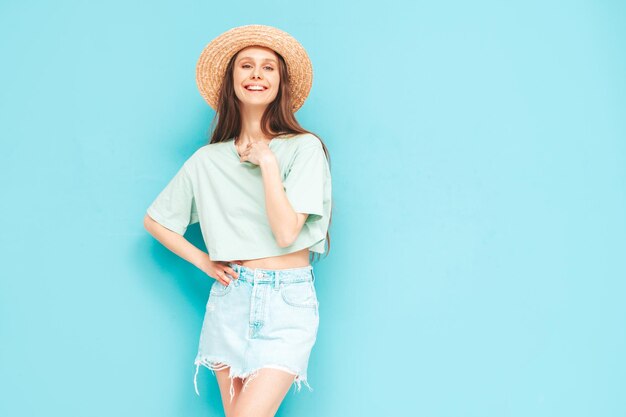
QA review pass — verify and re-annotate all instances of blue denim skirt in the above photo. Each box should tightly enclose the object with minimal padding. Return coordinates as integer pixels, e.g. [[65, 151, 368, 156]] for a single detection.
[[193, 262, 320, 403]]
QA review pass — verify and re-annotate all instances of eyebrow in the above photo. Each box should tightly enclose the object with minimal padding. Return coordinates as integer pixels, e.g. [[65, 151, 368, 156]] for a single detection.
[[237, 56, 277, 64]]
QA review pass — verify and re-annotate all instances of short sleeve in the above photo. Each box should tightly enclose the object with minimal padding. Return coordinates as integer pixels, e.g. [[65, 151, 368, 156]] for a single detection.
[[283, 137, 329, 222], [146, 162, 199, 235]]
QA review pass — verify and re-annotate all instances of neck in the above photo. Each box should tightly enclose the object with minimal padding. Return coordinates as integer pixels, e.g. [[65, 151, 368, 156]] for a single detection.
[[237, 105, 275, 145]]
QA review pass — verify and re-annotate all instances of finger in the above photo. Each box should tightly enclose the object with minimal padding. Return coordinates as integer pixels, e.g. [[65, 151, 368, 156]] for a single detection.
[[216, 271, 231, 286], [215, 273, 224, 285], [224, 268, 238, 281], [225, 267, 239, 279]]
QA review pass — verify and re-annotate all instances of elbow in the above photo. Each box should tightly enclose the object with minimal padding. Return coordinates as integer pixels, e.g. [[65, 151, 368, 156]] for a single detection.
[[144, 214, 156, 233], [275, 212, 307, 247], [276, 236, 295, 248], [275, 229, 299, 248]]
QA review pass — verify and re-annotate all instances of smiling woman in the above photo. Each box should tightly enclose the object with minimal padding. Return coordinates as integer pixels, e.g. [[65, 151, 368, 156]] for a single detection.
[[145, 24, 332, 417]]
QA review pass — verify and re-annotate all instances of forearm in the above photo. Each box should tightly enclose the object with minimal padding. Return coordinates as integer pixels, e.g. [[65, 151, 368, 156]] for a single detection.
[[143, 215, 209, 268], [259, 155, 298, 247]]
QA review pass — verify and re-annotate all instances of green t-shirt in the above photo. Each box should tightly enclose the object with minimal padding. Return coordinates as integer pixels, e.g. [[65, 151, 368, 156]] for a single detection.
[[146, 133, 332, 261]]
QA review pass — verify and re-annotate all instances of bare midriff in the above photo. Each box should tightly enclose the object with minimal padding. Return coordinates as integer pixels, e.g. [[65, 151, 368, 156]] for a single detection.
[[227, 247, 311, 270]]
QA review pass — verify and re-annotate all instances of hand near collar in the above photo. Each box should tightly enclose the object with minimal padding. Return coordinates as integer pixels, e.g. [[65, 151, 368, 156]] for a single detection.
[[238, 140, 276, 167]]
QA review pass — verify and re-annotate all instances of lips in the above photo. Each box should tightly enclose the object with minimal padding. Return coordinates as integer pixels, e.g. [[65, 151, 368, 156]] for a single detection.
[[244, 84, 268, 91]]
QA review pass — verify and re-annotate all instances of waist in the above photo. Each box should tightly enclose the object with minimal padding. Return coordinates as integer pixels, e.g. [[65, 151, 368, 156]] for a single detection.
[[228, 262, 315, 284]]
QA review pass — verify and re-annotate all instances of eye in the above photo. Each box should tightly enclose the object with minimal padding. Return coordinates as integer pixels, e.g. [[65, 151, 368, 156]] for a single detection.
[[241, 64, 274, 70]]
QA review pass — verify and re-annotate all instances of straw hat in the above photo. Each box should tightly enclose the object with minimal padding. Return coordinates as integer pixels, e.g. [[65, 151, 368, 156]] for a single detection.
[[196, 24, 313, 113]]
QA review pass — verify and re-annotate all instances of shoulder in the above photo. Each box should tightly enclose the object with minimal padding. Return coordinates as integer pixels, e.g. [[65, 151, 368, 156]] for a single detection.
[[183, 141, 231, 171], [296, 133, 321, 146], [280, 132, 323, 151]]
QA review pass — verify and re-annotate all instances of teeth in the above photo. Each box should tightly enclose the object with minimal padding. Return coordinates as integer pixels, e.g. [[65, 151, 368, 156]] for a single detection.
[[246, 86, 265, 91]]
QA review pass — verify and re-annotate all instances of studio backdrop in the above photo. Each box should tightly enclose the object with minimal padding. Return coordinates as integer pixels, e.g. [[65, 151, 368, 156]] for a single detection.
[[1, 1, 625, 416]]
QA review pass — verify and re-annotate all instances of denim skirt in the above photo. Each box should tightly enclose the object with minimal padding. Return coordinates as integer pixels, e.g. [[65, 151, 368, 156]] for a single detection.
[[193, 262, 320, 403]]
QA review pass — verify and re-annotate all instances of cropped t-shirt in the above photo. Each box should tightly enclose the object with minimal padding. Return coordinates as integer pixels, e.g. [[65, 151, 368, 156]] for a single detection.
[[146, 133, 332, 261]]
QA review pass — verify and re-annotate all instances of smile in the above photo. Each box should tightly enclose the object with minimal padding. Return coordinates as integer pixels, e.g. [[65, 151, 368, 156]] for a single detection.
[[244, 85, 268, 92]]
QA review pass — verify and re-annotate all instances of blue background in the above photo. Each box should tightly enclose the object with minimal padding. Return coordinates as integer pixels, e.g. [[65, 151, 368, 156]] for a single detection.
[[1, 0, 625, 416]]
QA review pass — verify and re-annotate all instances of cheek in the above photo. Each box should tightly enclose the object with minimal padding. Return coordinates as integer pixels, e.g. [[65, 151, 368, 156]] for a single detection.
[[269, 76, 280, 91], [232, 71, 243, 84]]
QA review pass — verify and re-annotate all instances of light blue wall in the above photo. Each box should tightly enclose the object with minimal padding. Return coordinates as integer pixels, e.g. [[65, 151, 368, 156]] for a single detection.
[[1, 0, 624, 416]]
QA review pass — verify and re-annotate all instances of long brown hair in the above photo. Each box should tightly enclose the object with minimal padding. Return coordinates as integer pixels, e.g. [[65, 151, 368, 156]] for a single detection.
[[205, 47, 332, 262]]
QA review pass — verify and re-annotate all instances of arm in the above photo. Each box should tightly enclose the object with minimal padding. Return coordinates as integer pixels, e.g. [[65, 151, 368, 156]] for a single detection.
[[259, 155, 309, 247], [144, 215, 238, 286], [144, 214, 208, 268], [144, 160, 237, 284]]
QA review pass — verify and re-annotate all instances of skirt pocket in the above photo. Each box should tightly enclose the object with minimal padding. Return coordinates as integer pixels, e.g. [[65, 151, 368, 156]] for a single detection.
[[280, 281, 318, 309], [210, 279, 233, 297]]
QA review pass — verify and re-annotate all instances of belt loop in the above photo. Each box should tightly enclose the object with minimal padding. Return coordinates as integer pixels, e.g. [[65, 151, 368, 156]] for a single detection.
[[274, 270, 280, 290]]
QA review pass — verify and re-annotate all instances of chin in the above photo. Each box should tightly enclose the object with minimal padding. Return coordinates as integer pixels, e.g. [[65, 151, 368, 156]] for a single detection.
[[240, 99, 274, 108]]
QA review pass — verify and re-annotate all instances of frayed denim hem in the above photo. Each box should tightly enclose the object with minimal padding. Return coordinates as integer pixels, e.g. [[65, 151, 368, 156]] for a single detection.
[[194, 357, 313, 403]]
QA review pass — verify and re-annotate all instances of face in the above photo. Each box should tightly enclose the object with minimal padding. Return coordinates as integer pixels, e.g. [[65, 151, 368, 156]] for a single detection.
[[232, 46, 280, 109]]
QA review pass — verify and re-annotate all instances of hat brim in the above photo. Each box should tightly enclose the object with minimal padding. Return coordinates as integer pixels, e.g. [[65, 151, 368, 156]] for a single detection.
[[196, 24, 313, 113]]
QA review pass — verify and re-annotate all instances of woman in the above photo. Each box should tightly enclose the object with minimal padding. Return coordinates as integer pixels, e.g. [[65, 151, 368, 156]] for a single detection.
[[143, 25, 332, 417]]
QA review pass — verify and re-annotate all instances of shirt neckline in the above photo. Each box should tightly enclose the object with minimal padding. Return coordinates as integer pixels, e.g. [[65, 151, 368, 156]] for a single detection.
[[231, 137, 277, 160]]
